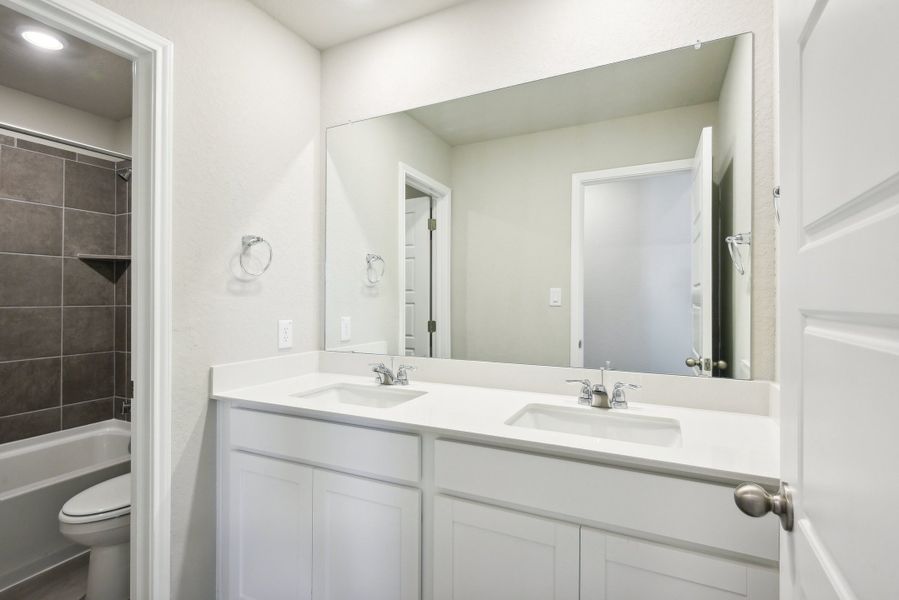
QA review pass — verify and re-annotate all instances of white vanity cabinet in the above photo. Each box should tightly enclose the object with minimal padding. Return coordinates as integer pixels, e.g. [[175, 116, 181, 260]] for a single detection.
[[579, 528, 778, 599], [219, 408, 422, 600], [433, 496, 579, 600], [312, 470, 420, 600], [227, 451, 314, 600], [218, 405, 778, 600]]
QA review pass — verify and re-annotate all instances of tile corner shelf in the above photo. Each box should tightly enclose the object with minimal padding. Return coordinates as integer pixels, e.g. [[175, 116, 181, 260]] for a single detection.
[[76, 254, 132, 261]]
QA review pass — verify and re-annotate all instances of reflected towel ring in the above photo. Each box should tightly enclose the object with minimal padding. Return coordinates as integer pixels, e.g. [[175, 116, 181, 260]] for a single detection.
[[240, 235, 272, 277], [365, 253, 385, 285], [725, 232, 752, 276]]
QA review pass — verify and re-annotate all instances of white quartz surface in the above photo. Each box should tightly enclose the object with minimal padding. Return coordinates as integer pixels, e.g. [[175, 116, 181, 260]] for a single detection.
[[212, 371, 779, 486]]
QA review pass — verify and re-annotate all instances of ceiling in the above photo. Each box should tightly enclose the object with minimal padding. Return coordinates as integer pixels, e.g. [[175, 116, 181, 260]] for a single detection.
[[249, 0, 472, 49], [407, 37, 737, 146], [0, 4, 132, 121]]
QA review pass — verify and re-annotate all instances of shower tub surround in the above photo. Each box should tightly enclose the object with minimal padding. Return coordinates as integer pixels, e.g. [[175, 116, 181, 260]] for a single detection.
[[0, 131, 132, 444]]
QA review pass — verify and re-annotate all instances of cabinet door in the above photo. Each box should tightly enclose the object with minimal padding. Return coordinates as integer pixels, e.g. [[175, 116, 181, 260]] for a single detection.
[[311, 469, 421, 600], [580, 528, 777, 600], [228, 451, 313, 600], [433, 496, 579, 600]]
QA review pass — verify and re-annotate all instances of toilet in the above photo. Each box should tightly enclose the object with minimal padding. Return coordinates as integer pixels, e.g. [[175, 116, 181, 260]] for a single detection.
[[59, 473, 131, 600]]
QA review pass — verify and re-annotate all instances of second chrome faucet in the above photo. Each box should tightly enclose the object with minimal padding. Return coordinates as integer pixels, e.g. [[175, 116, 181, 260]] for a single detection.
[[370, 362, 415, 385], [566, 377, 640, 409]]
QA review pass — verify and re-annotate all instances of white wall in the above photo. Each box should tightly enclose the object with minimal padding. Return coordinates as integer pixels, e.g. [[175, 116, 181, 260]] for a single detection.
[[0, 84, 130, 154], [85, 1, 321, 597], [583, 174, 694, 376], [450, 102, 717, 366], [326, 113, 451, 355], [322, 0, 776, 380], [714, 34, 753, 379]]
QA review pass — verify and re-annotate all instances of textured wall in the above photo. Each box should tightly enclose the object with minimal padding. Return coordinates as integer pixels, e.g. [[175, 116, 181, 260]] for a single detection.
[[322, 0, 777, 380], [87, 0, 322, 596]]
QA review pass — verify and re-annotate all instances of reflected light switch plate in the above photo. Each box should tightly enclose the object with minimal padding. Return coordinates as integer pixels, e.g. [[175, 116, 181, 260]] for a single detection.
[[549, 288, 562, 307], [340, 316, 352, 342]]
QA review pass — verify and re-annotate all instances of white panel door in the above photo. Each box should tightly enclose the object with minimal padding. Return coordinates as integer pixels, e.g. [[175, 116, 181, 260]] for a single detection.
[[690, 126, 714, 375], [580, 528, 777, 599], [778, 0, 899, 598], [433, 496, 579, 600], [311, 469, 420, 600], [228, 452, 313, 600], [404, 196, 431, 357]]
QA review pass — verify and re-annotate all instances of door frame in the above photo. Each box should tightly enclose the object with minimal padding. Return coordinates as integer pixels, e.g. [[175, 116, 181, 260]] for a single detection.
[[397, 162, 452, 358], [570, 159, 693, 367], [0, 0, 175, 597]]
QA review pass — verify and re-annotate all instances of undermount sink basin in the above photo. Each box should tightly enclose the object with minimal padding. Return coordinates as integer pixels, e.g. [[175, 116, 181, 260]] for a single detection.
[[506, 404, 682, 447], [291, 383, 425, 408]]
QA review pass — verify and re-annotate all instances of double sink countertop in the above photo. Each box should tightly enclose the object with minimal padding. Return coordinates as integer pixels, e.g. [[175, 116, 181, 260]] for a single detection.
[[212, 370, 779, 487]]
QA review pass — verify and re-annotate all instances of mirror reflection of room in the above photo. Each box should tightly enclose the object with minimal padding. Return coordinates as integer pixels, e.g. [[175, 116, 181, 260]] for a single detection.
[[326, 34, 753, 379]]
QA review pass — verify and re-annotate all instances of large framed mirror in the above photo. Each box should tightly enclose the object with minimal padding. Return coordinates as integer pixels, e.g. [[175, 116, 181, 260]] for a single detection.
[[326, 33, 754, 379]]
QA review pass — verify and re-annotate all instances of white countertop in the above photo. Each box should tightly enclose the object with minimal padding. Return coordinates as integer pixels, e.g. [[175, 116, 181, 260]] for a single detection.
[[212, 371, 780, 486]]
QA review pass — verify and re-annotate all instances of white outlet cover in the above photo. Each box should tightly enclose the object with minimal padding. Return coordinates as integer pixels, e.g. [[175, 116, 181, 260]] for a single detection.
[[340, 316, 352, 342], [278, 319, 293, 349]]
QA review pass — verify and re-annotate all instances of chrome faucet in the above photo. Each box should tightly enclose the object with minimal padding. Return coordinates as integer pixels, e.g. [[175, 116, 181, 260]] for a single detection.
[[610, 382, 641, 409], [566, 379, 611, 409], [370, 362, 416, 385], [370, 363, 396, 385]]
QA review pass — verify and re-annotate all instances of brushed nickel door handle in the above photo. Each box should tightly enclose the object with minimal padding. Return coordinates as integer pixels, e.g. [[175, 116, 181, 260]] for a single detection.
[[685, 357, 700, 368], [734, 482, 794, 531]]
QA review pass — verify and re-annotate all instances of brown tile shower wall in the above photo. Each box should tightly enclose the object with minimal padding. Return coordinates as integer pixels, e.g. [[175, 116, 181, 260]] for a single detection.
[[0, 133, 131, 444]]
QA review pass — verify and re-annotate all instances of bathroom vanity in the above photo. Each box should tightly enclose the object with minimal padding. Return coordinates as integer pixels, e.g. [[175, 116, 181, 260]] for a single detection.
[[213, 353, 779, 600]]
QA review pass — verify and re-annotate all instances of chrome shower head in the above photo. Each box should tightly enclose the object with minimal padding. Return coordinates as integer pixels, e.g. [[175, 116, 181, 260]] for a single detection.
[[117, 168, 132, 182]]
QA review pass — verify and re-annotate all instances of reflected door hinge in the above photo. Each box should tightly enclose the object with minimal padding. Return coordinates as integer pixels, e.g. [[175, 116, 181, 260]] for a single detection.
[[428, 218, 437, 231], [427, 320, 437, 333]]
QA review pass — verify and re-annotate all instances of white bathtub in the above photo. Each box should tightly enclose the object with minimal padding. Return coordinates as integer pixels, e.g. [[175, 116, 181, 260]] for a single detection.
[[0, 419, 130, 591]]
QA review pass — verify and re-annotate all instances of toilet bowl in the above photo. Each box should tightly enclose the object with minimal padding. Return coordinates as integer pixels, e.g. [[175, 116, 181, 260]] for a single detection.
[[59, 473, 131, 600]]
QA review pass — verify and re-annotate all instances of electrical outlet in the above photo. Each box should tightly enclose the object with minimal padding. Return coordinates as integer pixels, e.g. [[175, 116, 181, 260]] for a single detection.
[[278, 319, 293, 349], [340, 316, 352, 342]]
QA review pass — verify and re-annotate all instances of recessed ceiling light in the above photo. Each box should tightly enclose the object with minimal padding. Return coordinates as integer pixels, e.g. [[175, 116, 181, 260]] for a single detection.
[[21, 30, 64, 51]]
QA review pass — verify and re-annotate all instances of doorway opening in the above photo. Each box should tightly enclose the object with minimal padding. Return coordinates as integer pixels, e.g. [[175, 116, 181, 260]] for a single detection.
[[398, 163, 452, 358], [570, 140, 717, 375], [0, 0, 173, 598]]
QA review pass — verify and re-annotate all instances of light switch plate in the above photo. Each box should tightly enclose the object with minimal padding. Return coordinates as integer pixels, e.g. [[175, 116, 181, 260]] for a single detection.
[[278, 319, 293, 349], [340, 316, 352, 342], [549, 288, 562, 307]]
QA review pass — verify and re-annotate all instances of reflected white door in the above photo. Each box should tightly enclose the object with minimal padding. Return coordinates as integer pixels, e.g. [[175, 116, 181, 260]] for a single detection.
[[689, 126, 714, 375], [779, 0, 899, 598], [405, 196, 431, 357]]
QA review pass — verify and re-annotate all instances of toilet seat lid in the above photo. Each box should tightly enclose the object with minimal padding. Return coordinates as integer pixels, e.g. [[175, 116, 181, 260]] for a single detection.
[[62, 473, 131, 519]]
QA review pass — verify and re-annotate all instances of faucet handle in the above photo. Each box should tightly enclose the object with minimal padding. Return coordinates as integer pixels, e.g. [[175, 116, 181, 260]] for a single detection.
[[396, 364, 416, 385], [566, 379, 594, 404], [611, 381, 641, 408]]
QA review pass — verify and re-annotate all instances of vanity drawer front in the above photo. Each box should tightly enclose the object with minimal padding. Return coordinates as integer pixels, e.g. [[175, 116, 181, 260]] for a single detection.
[[230, 408, 420, 483], [433, 440, 777, 561]]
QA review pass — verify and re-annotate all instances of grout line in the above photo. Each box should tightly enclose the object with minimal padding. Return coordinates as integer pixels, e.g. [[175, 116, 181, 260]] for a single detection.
[[0, 350, 117, 366], [0, 251, 63, 259], [0, 305, 119, 309], [0, 195, 117, 217], [59, 163, 65, 429]]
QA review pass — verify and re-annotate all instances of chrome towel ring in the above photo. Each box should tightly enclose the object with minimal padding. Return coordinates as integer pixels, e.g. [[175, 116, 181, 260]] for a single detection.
[[240, 235, 273, 277], [365, 253, 385, 285]]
